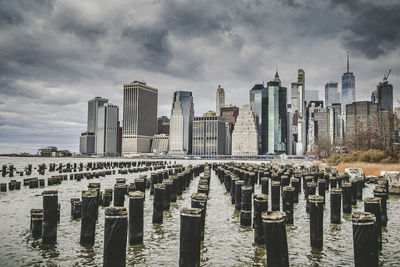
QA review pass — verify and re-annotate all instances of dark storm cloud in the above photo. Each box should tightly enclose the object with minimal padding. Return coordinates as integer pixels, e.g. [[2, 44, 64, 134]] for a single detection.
[[0, 0, 399, 153], [329, 0, 400, 58]]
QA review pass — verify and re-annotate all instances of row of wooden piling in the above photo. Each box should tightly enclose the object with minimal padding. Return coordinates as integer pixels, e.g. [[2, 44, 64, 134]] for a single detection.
[[29, 163, 205, 267], [213, 162, 389, 267]]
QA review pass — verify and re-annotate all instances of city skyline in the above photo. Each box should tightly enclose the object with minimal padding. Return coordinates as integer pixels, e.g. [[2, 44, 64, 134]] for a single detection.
[[1, 0, 399, 153]]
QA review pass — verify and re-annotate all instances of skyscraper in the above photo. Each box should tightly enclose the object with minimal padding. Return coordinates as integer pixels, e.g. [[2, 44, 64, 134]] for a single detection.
[[249, 84, 266, 153], [122, 81, 158, 155], [266, 72, 287, 154], [341, 52, 356, 113], [87, 97, 109, 133], [289, 70, 306, 155], [96, 103, 119, 156], [325, 82, 340, 107], [169, 91, 194, 154], [216, 85, 225, 116]]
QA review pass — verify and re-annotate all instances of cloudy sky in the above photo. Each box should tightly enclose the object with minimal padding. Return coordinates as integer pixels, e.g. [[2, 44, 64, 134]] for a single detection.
[[0, 0, 399, 153]]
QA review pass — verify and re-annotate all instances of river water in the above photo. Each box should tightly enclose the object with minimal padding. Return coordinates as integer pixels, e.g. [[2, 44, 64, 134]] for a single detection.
[[0, 157, 399, 266]]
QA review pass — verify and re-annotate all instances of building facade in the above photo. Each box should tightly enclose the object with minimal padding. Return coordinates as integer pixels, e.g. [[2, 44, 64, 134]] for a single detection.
[[80, 131, 95, 155], [216, 85, 225, 116], [346, 101, 379, 138], [157, 116, 170, 134], [96, 103, 119, 156], [122, 81, 158, 155], [169, 91, 194, 154], [232, 104, 259, 155], [192, 114, 226, 155], [325, 82, 340, 107]]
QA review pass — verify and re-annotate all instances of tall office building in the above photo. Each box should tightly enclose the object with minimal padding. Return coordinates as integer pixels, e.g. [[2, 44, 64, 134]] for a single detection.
[[122, 81, 158, 155], [325, 82, 340, 107], [250, 84, 266, 154], [288, 70, 306, 155], [232, 104, 259, 155], [87, 97, 109, 133], [266, 72, 287, 154], [169, 91, 194, 154], [216, 85, 225, 116], [377, 78, 393, 114], [192, 114, 226, 155], [341, 52, 356, 113], [96, 103, 119, 156]]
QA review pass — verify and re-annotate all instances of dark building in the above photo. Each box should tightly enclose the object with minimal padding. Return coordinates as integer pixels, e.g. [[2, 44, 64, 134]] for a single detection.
[[157, 116, 170, 134], [220, 105, 239, 132], [377, 80, 393, 114]]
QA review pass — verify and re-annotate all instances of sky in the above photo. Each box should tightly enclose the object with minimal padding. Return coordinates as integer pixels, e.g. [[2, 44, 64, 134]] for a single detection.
[[0, 0, 399, 154]]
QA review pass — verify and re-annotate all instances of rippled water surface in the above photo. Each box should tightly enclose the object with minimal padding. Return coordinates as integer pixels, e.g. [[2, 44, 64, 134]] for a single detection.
[[0, 157, 399, 266]]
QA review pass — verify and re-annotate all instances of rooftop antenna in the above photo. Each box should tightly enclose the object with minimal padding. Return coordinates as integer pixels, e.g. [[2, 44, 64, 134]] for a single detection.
[[347, 51, 350, 73]]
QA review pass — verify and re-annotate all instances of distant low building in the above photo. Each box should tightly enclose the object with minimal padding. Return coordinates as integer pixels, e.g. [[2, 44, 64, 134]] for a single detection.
[[38, 146, 72, 157], [151, 134, 169, 154]]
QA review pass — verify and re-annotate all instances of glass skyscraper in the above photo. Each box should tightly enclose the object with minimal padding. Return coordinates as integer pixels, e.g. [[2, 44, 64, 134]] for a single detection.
[[341, 53, 355, 113], [266, 73, 287, 154], [249, 84, 265, 153], [169, 91, 194, 154]]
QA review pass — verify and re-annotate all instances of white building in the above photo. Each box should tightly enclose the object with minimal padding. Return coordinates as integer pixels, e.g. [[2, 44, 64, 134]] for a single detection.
[[232, 104, 259, 155], [169, 91, 194, 154], [151, 134, 169, 154], [122, 81, 158, 155], [96, 103, 119, 156]]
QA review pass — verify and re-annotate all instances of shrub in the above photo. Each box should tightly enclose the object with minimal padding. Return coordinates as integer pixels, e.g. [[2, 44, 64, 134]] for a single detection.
[[381, 156, 396, 164]]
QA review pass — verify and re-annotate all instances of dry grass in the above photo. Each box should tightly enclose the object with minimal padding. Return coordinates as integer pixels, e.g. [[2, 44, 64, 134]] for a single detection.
[[333, 162, 400, 176]]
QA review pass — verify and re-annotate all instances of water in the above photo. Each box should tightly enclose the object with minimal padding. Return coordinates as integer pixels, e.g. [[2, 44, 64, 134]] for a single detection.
[[0, 157, 399, 266]]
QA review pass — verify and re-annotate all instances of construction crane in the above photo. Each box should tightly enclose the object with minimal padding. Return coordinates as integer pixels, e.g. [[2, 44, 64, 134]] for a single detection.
[[383, 69, 391, 82]]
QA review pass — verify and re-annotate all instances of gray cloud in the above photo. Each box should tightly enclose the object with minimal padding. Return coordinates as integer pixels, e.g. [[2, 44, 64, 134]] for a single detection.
[[0, 0, 399, 153]]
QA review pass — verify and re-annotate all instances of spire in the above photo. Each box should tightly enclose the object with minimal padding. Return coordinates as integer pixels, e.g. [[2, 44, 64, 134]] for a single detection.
[[274, 68, 280, 82], [347, 51, 350, 73]]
